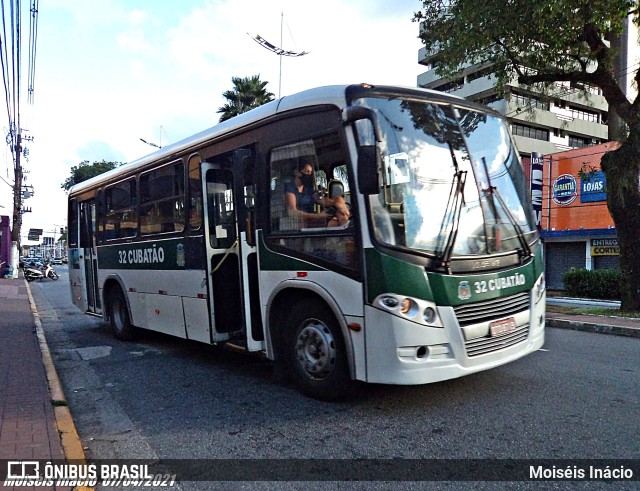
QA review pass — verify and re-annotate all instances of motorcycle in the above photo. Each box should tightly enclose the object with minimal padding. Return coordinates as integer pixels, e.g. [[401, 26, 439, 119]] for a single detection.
[[24, 260, 59, 282]]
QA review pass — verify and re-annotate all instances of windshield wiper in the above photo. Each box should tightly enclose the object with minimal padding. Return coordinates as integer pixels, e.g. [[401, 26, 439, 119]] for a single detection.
[[480, 157, 532, 261], [436, 145, 468, 273]]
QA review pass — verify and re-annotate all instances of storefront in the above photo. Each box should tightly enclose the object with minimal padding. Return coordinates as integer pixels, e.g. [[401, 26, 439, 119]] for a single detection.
[[526, 143, 620, 290], [0, 215, 11, 276]]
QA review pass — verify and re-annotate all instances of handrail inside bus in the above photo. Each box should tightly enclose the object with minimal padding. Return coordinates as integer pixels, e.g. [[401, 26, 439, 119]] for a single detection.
[[210, 239, 239, 275]]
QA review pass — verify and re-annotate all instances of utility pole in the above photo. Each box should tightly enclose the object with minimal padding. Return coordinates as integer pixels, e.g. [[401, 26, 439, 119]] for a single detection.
[[11, 132, 22, 248]]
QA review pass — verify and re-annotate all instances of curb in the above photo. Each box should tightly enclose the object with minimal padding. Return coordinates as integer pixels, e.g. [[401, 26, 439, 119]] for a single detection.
[[546, 317, 640, 338], [24, 280, 89, 463]]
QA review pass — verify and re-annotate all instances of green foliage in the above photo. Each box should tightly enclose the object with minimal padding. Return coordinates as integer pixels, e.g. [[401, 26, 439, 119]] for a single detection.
[[61, 160, 121, 191], [217, 75, 275, 122], [562, 268, 621, 300], [413, 1, 635, 118]]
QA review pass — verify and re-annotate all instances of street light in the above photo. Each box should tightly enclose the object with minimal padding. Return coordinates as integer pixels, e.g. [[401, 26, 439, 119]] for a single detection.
[[140, 138, 161, 149]]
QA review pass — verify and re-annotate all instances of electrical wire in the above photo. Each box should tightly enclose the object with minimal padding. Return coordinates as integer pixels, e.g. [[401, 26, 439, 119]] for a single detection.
[[27, 0, 37, 104]]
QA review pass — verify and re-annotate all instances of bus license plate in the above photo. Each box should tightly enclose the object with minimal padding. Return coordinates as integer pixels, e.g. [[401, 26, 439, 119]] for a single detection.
[[489, 317, 516, 337]]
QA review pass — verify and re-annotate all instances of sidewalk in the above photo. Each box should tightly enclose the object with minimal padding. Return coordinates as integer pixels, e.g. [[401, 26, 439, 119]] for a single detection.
[[0, 274, 85, 490], [546, 310, 640, 338]]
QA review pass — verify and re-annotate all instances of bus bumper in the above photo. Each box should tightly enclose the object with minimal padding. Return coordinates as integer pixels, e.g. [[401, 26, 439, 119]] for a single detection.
[[362, 297, 545, 385]]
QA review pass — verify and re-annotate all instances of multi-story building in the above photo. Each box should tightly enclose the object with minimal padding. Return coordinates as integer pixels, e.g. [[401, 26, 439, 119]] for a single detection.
[[417, 54, 610, 160], [417, 17, 639, 160]]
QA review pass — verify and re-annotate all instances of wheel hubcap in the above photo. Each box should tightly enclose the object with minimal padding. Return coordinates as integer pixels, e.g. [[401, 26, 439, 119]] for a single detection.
[[295, 320, 336, 380]]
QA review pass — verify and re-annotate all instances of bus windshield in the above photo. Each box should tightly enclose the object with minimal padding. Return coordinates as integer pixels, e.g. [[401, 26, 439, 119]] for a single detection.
[[354, 96, 537, 261]]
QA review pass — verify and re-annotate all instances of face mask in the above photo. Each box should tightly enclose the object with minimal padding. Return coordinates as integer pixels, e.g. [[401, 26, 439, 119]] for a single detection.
[[300, 173, 314, 187]]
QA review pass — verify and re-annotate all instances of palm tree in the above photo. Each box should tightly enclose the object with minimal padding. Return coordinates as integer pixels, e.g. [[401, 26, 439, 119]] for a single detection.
[[217, 75, 275, 122]]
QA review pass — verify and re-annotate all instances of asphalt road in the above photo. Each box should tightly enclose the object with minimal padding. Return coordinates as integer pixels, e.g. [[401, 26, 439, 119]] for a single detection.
[[30, 267, 640, 490]]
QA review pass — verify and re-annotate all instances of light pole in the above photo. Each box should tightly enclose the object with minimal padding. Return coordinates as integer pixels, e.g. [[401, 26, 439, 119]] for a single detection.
[[249, 13, 309, 98], [140, 138, 161, 149]]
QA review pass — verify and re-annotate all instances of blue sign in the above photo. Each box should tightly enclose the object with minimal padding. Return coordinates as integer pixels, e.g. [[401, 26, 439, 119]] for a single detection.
[[552, 174, 577, 205], [530, 152, 544, 229], [580, 170, 607, 203]]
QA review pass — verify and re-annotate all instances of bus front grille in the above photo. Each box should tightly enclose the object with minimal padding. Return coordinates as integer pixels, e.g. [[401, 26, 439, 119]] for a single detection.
[[453, 291, 530, 327], [464, 324, 530, 357], [452, 291, 531, 358]]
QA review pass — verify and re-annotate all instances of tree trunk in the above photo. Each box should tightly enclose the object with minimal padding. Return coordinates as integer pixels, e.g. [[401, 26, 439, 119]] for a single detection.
[[600, 135, 640, 311]]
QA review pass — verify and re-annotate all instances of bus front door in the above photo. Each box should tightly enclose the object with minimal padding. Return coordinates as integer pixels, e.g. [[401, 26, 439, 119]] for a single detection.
[[202, 149, 264, 352]]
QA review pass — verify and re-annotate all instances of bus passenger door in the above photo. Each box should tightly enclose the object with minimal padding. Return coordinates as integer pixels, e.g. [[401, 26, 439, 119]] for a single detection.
[[202, 149, 264, 351], [79, 200, 101, 314]]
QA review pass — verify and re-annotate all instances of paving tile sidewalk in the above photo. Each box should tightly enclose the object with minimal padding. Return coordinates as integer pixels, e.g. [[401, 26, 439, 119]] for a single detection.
[[0, 276, 65, 463], [546, 310, 640, 338], [0, 275, 80, 490]]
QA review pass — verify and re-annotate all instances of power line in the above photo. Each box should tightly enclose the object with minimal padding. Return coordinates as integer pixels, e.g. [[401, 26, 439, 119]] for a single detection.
[[0, 0, 39, 248], [27, 0, 37, 104]]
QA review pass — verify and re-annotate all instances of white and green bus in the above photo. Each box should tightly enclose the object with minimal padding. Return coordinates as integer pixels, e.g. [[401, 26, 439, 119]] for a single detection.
[[68, 84, 545, 400]]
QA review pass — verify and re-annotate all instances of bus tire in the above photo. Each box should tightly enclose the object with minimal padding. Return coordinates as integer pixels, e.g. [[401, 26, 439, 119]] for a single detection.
[[285, 300, 352, 401], [108, 288, 136, 341]]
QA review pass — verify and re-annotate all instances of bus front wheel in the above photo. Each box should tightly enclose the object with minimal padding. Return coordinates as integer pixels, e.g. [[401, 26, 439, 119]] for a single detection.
[[108, 288, 136, 341], [285, 300, 352, 401]]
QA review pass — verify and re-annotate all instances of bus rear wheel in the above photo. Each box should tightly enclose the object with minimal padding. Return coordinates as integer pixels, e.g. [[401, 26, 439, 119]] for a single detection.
[[108, 288, 136, 341], [285, 300, 352, 401]]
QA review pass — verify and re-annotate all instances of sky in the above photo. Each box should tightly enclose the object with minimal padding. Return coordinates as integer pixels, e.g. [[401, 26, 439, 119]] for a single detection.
[[1, 0, 424, 245]]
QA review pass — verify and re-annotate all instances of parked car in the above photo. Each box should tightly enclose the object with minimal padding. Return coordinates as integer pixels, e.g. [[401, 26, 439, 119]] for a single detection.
[[52, 257, 63, 265]]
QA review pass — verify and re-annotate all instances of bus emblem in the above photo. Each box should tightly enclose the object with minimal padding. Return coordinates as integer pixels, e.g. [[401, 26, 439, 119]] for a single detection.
[[176, 243, 185, 267], [458, 281, 471, 300]]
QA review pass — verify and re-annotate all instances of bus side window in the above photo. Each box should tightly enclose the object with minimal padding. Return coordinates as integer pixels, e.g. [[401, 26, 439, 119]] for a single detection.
[[139, 162, 184, 235], [207, 179, 236, 249], [104, 179, 137, 240], [267, 134, 358, 269]]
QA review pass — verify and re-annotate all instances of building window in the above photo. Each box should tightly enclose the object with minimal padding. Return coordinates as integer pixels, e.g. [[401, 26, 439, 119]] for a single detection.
[[474, 94, 502, 105], [467, 66, 496, 82], [511, 91, 548, 110], [434, 77, 464, 93], [511, 123, 549, 142], [568, 135, 599, 148], [568, 107, 600, 123]]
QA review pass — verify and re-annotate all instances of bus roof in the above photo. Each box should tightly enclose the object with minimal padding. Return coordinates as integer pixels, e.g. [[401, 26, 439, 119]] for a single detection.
[[67, 83, 481, 196]]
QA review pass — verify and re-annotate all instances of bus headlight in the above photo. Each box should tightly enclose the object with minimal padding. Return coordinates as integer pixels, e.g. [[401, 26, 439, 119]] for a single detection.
[[374, 294, 443, 327], [423, 307, 437, 324]]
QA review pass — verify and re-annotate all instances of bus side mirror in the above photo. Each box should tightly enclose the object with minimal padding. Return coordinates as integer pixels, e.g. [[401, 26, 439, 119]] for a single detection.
[[342, 106, 382, 196], [357, 145, 380, 196]]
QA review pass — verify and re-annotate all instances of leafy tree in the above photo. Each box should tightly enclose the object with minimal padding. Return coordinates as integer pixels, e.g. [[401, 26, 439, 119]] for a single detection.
[[414, 1, 640, 311], [61, 160, 121, 191], [217, 75, 275, 122]]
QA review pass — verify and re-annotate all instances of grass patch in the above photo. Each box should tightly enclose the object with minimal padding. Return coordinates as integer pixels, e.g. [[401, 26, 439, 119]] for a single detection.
[[51, 399, 68, 407]]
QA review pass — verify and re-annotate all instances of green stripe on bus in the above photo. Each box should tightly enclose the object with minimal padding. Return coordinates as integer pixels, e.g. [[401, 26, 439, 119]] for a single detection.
[[427, 252, 542, 306], [365, 248, 433, 303], [97, 239, 187, 270], [365, 247, 542, 306]]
